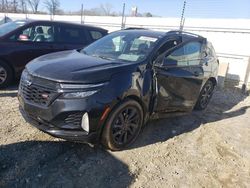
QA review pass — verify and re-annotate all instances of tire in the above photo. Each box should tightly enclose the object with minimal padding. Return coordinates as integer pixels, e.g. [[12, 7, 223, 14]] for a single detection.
[[0, 61, 13, 89], [101, 99, 144, 151], [194, 80, 215, 111]]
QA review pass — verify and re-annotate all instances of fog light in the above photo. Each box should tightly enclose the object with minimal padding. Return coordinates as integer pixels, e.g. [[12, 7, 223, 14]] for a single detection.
[[81, 113, 89, 133]]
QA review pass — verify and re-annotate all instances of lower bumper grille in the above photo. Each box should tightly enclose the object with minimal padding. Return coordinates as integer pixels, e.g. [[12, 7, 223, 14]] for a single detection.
[[63, 113, 83, 129]]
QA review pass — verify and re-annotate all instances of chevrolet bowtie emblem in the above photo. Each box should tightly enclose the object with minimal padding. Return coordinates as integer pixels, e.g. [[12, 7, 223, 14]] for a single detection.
[[25, 80, 32, 86]]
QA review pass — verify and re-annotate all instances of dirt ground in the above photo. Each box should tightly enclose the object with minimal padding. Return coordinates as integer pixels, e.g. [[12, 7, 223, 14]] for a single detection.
[[0, 85, 249, 188]]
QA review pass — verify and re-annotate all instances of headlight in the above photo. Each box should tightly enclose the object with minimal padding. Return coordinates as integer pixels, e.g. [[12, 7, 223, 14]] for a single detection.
[[60, 82, 108, 98], [60, 82, 108, 89], [63, 90, 98, 99]]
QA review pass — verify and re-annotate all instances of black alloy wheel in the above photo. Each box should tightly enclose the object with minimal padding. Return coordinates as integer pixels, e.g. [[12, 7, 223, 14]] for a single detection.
[[101, 99, 143, 151], [112, 107, 140, 145], [0, 62, 13, 89], [0, 65, 7, 85], [195, 80, 215, 110]]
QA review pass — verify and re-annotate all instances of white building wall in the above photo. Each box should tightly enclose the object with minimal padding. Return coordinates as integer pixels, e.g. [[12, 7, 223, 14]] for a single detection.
[[1, 13, 250, 84]]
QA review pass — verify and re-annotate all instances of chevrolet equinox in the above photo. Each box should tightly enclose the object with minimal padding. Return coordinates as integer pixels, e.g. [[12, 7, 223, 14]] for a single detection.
[[18, 30, 219, 150]]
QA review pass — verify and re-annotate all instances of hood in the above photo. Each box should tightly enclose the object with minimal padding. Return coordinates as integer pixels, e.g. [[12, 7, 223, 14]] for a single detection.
[[26, 50, 137, 83]]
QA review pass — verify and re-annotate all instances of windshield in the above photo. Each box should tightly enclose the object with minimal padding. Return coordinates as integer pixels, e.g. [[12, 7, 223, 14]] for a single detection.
[[0, 21, 26, 37], [82, 31, 160, 63]]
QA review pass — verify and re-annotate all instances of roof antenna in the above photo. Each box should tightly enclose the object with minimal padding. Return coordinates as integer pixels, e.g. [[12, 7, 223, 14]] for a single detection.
[[180, 0, 187, 31]]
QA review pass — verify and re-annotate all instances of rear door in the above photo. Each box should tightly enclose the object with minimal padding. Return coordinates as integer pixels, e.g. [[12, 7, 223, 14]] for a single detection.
[[153, 37, 206, 113], [55, 25, 90, 50]]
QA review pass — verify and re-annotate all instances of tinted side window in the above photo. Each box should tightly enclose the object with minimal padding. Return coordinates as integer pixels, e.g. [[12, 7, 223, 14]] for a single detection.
[[153, 39, 180, 63], [57, 26, 86, 44], [165, 41, 202, 66], [90, 30, 104, 40], [10, 25, 55, 43], [158, 40, 180, 56], [185, 42, 202, 65]]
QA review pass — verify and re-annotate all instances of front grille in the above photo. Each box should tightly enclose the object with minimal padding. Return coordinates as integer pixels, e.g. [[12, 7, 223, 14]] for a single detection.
[[64, 113, 83, 129], [20, 79, 58, 106]]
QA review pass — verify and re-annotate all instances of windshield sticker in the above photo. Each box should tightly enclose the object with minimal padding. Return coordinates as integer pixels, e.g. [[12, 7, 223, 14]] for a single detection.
[[118, 54, 140, 62], [138, 36, 158, 42]]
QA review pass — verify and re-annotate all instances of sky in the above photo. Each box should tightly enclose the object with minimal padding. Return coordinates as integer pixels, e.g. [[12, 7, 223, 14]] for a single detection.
[[59, 0, 250, 18]]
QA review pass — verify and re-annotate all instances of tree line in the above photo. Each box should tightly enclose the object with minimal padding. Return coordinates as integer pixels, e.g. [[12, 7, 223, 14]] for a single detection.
[[0, 1, 154, 17], [0, 0, 60, 15]]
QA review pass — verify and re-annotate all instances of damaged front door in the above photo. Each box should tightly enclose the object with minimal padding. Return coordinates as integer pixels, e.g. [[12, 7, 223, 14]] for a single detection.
[[153, 38, 205, 114]]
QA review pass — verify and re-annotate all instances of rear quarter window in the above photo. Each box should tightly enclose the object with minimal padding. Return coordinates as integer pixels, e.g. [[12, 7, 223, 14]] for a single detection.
[[89, 30, 105, 41]]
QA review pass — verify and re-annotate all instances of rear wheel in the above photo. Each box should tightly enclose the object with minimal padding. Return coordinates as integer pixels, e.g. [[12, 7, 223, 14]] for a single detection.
[[195, 80, 215, 110], [101, 99, 143, 151], [0, 62, 13, 89]]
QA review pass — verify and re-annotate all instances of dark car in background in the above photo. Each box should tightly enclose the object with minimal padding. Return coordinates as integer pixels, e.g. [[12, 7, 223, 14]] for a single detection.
[[0, 20, 107, 88], [19, 30, 219, 150]]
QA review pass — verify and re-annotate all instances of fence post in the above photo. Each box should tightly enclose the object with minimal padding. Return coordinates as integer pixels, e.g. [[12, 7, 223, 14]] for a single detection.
[[81, 4, 84, 24], [242, 57, 250, 94], [121, 3, 126, 29]]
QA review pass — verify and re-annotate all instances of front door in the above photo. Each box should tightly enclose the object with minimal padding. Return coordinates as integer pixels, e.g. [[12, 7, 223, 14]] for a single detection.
[[6, 23, 58, 73], [153, 39, 205, 113]]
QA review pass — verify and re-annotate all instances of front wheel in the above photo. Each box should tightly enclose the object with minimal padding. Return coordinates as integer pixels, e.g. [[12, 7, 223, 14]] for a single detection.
[[0, 62, 13, 89], [101, 99, 143, 151], [194, 80, 215, 111]]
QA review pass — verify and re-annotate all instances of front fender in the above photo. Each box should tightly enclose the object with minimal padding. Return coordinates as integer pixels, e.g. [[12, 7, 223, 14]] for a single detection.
[[95, 68, 153, 140], [103, 68, 153, 113]]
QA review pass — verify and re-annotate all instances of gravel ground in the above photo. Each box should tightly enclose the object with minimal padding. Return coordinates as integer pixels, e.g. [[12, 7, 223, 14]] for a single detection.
[[0, 85, 250, 188]]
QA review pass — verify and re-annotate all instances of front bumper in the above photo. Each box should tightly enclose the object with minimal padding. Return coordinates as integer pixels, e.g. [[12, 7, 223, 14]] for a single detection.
[[18, 94, 107, 144], [20, 107, 99, 143]]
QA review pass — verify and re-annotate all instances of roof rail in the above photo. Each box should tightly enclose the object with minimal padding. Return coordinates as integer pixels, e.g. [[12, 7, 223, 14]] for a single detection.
[[124, 27, 148, 30], [166, 30, 203, 38]]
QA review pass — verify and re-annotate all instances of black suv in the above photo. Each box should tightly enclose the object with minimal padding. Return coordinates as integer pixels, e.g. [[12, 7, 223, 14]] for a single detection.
[[0, 20, 107, 88], [19, 30, 219, 150]]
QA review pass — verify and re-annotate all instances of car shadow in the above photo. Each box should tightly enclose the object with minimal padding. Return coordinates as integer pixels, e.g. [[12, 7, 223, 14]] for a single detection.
[[0, 141, 134, 188], [131, 88, 249, 149]]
